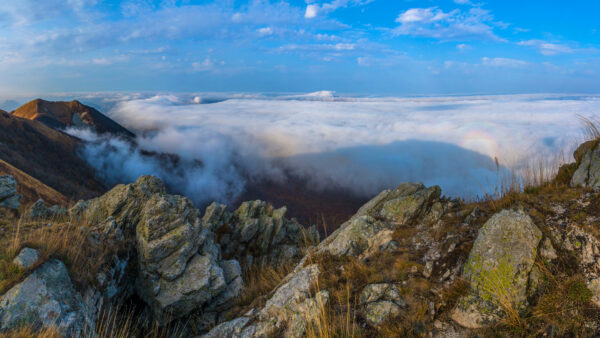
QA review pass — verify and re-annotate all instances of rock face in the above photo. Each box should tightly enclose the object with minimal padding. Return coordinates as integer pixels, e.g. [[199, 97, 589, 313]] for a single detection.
[[12, 247, 40, 269], [204, 264, 324, 338], [319, 183, 443, 257], [0, 175, 20, 210], [0, 259, 93, 336], [71, 176, 243, 326], [451, 209, 542, 329], [360, 283, 406, 326], [204, 201, 319, 267], [571, 141, 600, 188]]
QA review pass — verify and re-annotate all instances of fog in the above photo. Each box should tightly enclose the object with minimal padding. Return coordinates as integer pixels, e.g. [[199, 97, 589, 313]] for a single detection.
[[66, 93, 596, 205]]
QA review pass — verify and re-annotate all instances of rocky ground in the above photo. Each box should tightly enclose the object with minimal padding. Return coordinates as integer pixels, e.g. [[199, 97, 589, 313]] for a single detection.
[[2, 139, 600, 337]]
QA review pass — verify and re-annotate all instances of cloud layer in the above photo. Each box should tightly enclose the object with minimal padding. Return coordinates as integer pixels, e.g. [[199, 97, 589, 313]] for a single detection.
[[65, 93, 595, 206]]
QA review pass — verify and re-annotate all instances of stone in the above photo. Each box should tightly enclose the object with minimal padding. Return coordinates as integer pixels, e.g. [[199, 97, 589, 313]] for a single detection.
[[451, 209, 542, 329], [0, 175, 16, 200], [0, 259, 93, 336], [360, 283, 406, 326], [571, 142, 600, 188], [12, 247, 40, 269], [203, 264, 323, 338], [0, 175, 20, 210], [540, 237, 557, 261], [320, 183, 442, 257], [25, 199, 51, 219], [72, 176, 242, 326], [208, 200, 319, 268]]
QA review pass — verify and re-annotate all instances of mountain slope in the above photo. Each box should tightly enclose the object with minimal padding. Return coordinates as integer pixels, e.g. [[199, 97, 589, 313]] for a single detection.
[[0, 159, 69, 206], [12, 99, 134, 138], [0, 111, 106, 201]]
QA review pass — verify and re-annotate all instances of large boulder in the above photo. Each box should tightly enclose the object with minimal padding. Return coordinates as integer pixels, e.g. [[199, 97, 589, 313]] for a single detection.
[[319, 183, 443, 257], [571, 140, 600, 188], [0, 175, 20, 210], [451, 209, 542, 329], [204, 201, 319, 268], [0, 259, 93, 336], [71, 176, 242, 326]]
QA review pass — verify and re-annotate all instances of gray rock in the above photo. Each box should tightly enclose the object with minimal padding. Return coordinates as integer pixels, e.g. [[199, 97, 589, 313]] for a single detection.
[[204, 264, 323, 338], [207, 201, 319, 268], [0, 175, 20, 210], [25, 199, 51, 219], [12, 247, 40, 269], [571, 142, 600, 188], [319, 183, 442, 257], [0, 175, 16, 200], [72, 176, 242, 326], [0, 259, 93, 336], [360, 283, 406, 326], [451, 209, 542, 329]]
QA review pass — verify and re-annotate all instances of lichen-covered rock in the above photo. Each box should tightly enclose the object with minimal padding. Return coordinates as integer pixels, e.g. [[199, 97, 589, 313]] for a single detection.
[[360, 283, 406, 326], [0, 175, 20, 210], [571, 141, 600, 188], [72, 176, 243, 326], [25, 199, 66, 220], [204, 264, 321, 338], [0, 259, 93, 336], [319, 183, 442, 257], [451, 209, 542, 329], [12, 247, 40, 269], [205, 201, 319, 267]]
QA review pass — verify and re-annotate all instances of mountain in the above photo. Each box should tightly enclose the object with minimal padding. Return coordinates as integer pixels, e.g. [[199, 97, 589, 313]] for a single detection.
[[0, 109, 6, 115], [0, 110, 105, 201], [0, 159, 68, 206], [12, 99, 135, 138]]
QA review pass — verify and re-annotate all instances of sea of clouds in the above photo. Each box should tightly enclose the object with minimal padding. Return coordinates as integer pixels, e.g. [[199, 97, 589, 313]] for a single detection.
[[63, 92, 599, 206]]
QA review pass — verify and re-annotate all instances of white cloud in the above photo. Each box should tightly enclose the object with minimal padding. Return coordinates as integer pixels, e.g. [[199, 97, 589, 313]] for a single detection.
[[396, 8, 452, 24], [517, 39, 595, 56], [456, 43, 470, 50], [393, 7, 504, 41], [304, 0, 374, 19], [305, 4, 319, 19], [481, 57, 528, 68], [95, 93, 589, 201], [257, 27, 274, 36]]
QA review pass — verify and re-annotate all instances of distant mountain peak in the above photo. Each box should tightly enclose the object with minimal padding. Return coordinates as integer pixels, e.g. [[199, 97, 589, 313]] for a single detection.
[[12, 98, 135, 139]]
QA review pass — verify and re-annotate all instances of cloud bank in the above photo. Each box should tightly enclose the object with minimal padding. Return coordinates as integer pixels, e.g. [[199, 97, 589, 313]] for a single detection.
[[66, 93, 595, 206]]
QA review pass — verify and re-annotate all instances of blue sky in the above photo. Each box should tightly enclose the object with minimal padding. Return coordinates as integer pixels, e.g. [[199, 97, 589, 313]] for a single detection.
[[1, 0, 599, 95]]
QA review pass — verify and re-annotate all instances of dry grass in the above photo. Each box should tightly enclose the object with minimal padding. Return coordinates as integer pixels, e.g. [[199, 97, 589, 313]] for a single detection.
[[0, 328, 61, 338], [0, 212, 128, 295], [227, 262, 295, 318]]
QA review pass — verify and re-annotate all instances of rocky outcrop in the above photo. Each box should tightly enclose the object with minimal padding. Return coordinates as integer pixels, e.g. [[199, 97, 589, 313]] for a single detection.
[[451, 209, 542, 329], [360, 283, 406, 325], [71, 176, 243, 326], [0, 259, 93, 336], [12, 247, 40, 269], [204, 264, 323, 338], [571, 140, 600, 188], [204, 201, 319, 267], [0, 175, 20, 210], [319, 183, 444, 257]]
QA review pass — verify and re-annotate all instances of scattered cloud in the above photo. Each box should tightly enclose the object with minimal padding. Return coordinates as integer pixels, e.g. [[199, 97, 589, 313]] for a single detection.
[[304, 0, 374, 19], [518, 39, 596, 55], [482, 57, 528, 68], [393, 7, 505, 41]]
